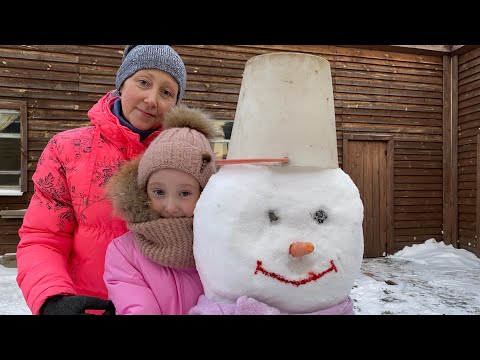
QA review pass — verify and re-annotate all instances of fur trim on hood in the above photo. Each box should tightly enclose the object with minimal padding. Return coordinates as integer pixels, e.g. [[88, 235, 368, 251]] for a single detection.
[[105, 157, 157, 223]]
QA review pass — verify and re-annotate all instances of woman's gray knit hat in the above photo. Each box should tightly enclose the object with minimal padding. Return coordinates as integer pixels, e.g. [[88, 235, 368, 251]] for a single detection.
[[115, 45, 187, 104]]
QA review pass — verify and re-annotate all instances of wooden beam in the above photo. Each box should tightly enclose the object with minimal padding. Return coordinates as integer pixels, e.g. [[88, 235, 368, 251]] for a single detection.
[[477, 133, 480, 256], [451, 55, 459, 248], [339, 45, 459, 55], [0, 209, 26, 219], [443, 55, 454, 246], [394, 45, 455, 53]]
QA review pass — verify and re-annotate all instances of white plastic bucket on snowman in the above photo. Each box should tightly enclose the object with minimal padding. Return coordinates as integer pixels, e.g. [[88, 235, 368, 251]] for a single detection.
[[227, 52, 338, 168]]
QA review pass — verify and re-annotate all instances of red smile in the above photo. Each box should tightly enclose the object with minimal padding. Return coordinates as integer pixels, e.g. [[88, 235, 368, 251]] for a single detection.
[[254, 259, 338, 286]]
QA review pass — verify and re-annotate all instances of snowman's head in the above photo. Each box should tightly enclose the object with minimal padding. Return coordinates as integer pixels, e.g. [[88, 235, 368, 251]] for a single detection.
[[193, 164, 364, 313]]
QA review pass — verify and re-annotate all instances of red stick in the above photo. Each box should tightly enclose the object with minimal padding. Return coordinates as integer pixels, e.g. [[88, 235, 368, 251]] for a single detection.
[[216, 157, 289, 165]]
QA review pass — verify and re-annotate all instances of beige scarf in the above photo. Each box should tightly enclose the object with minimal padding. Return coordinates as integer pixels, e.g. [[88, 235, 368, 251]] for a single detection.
[[128, 217, 195, 269]]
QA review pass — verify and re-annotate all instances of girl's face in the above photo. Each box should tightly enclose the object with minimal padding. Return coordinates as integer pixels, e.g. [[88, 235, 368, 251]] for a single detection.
[[146, 168, 201, 218], [119, 69, 179, 131]]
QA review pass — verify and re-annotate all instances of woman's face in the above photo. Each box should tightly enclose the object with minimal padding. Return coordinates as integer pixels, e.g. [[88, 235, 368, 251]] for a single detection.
[[146, 168, 201, 218], [119, 69, 179, 131]]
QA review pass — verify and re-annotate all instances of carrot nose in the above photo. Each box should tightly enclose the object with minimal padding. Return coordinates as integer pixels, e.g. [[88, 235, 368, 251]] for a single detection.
[[289, 242, 314, 257]]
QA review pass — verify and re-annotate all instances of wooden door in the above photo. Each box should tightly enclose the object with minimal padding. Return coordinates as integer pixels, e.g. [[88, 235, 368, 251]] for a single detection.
[[344, 138, 392, 257]]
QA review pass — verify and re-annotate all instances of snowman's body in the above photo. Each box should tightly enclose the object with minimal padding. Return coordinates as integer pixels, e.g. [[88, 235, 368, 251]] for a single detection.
[[192, 164, 364, 314], [190, 52, 365, 315]]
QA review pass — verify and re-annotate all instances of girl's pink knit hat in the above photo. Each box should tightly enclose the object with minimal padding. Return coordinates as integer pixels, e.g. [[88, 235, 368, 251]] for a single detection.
[[137, 105, 217, 189]]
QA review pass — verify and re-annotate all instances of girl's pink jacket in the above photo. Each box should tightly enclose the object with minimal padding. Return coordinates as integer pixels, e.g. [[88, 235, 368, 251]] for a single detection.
[[104, 232, 203, 315], [16, 91, 160, 315]]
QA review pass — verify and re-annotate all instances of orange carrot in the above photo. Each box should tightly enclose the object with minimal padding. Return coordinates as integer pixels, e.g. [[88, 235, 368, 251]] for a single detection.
[[289, 242, 314, 257]]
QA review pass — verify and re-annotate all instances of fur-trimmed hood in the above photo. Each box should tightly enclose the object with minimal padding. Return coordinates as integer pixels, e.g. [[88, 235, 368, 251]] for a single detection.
[[105, 157, 157, 223]]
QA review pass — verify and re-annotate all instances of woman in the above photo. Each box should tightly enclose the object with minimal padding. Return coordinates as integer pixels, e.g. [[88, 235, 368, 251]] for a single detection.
[[16, 45, 187, 315]]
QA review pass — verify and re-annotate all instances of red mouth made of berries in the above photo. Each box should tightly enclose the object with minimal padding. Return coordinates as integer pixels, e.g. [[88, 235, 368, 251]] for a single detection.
[[254, 259, 338, 286]]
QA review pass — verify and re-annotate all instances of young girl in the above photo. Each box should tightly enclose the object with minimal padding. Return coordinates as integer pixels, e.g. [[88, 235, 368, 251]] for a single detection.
[[103, 104, 217, 315]]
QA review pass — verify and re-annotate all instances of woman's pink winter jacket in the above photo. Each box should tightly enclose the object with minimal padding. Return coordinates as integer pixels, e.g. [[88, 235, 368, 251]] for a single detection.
[[104, 232, 203, 315], [16, 91, 161, 315]]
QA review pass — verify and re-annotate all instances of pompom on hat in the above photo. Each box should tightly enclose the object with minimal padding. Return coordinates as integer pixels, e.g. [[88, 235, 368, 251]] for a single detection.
[[137, 105, 217, 190], [115, 45, 187, 104]]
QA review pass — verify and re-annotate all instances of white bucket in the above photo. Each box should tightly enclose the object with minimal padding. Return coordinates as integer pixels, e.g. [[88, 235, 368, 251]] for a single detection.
[[227, 52, 338, 168]]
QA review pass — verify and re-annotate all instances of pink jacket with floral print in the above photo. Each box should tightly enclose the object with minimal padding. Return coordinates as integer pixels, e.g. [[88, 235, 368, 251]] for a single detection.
[[16, 91, 162, 315]]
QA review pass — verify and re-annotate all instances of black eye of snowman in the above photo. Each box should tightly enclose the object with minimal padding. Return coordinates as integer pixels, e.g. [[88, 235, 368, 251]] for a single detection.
[[312, 210, 328, 224], [268, 210, 279, 223]]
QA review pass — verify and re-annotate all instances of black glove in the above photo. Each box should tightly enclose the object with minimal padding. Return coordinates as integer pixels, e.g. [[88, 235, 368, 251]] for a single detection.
[[101, 299, 116, 316], [41, 295, 116, 315]]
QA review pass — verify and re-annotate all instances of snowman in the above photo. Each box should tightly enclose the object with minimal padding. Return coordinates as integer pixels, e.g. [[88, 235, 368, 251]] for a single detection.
[[189, 53, 364, 315]]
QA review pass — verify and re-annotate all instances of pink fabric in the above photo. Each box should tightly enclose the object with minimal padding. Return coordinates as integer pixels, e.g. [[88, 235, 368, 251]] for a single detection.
[[16, 91, 162, 315], [104, 231, 203, 315], [189, 295, 355, 315]]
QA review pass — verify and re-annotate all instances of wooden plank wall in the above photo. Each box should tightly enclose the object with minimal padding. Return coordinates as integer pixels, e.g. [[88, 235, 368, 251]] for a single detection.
[[175, 45, 445, 253], [0, 45, 123, 254], [0, 44, 452, 256], [458, 47, 480, 255]]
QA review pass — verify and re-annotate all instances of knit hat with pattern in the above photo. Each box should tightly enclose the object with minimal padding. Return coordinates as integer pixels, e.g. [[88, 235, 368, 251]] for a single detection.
[[115, 45, 187, 104], [137, 105, 217, 190]]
